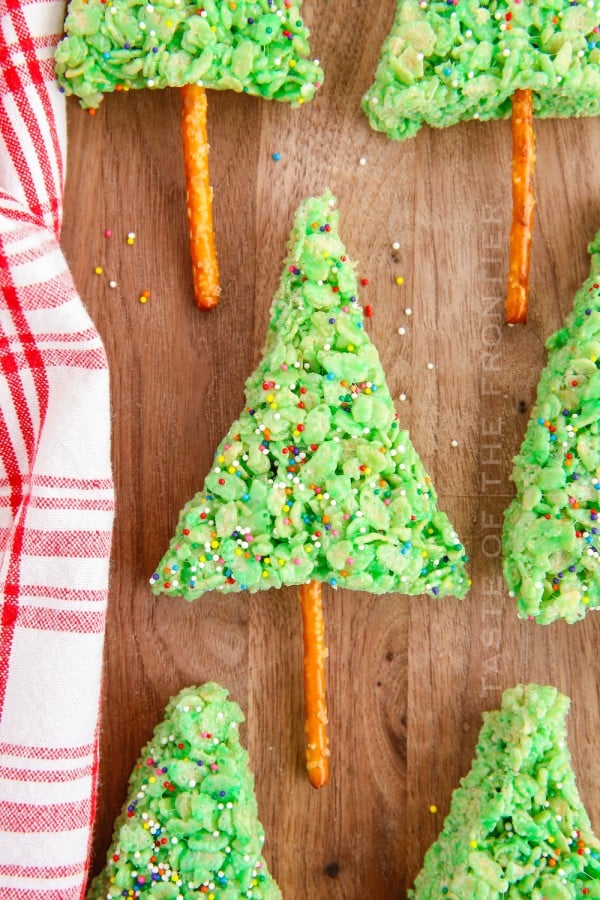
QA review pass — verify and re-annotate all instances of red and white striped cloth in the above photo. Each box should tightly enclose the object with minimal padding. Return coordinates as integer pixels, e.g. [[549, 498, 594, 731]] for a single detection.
[[0, 0, 114, 895]]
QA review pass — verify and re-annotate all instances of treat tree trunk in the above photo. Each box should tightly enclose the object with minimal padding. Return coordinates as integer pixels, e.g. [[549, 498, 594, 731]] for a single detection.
[[181, 84, 220, 310], [299, 580, 329, 788], [506, 88, 536, 325]]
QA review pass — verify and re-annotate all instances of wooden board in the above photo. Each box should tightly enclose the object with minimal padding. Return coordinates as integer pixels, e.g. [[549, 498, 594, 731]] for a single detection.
[[61, 2, 600, 895]]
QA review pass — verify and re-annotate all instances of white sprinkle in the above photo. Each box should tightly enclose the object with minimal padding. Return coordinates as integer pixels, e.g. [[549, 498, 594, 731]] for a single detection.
[[451, 439, 459, 448], [392, 241, 400, 250], [398, 326, 406, 335], [359, 157, 367, 166], [426, 362, 434, 370], [404, 307, 412, 316], [109, 280, 117, 288], [399, 393, 407, 402]]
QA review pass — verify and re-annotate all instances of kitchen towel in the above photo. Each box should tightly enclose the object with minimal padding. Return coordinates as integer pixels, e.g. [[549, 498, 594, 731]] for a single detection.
[[0, 0, 114, 895]]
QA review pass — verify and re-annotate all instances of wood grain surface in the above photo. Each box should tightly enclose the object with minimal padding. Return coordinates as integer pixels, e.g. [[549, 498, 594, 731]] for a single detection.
[[61, 2, 600, 896]]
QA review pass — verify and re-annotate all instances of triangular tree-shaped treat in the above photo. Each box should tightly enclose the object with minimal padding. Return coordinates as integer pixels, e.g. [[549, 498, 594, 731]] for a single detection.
[[363, 1, 600, 323], [55, 2, 323, 308], [503, 233, 600, 625], [409, 684, 600, 898], [87, 683, 281, 900], [151, 191, 469, 786]]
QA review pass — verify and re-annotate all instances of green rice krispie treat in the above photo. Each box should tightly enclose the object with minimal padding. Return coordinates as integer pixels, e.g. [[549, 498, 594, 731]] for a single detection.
[[503, 233, 600, 624], [410, 684, 600, 899], [55, 0, 323, 108], [87, 683, 281, 900], [150, 191, 469, 601], [363, 0, 600, 141]]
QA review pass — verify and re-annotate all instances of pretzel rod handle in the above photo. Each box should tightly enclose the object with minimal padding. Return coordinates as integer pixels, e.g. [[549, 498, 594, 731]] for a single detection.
[[506, 88, 536, 325], [299, 580, 329, 789], [181, 84, 220, 310]]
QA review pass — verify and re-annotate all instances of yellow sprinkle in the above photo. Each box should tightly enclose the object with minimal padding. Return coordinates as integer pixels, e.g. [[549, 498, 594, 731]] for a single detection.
[[262, 571, 269, 579], [289, 60, 296, 68], [217, 455, 225, 463], [278, 559, 285, 566], [347, 344, 355, 352], [396, 276, 404, 285], [270, 402, 278, 410], [283, 505, 290, 512], [266, 394, 274, 402], [421, 550, 428, 558], [264, 557, 270, 564], [235, 548, 243, 556], [149, 776, 155, 783], [306, 545, 312, 553], [94, 266, 103, 275], [139, 292, 150, 304], [227, 467, 235, 474], [210, 24, 216, 31], [365, 387, 372, 395], [470, 840, 477, 848], [429, 804, 437, 814], [200, 556, 206, 563], [210, 540, 219, 549]]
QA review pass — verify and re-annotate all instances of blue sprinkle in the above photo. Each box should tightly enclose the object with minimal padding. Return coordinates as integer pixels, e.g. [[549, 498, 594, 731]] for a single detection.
[[241, 493, 250, 501], [326, 372, 335, 380], [431, 586, 439, 595], [272, 152, 281, 161], [329, 578, 338, 587]]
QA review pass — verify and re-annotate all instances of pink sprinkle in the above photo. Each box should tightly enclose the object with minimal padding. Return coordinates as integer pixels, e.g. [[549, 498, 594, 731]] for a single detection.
[[210, 763, 218, 771], [343, 513, 350, 520], [342, 305, 349, 313], [224, 443, 230, 450], [255, 554, 261, 561], [384, 498, 391, 505], [104, 229, 112, 238], [246, 534, 254, 543], [281, 363, 288, 371], [346, 558, 354, 566], [293, 558, 301, 565], [332, 529, 339, 537]]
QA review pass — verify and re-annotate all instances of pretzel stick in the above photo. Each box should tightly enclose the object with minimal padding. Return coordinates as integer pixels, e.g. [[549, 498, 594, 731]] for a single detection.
[[299, 580, 329, 788], [181, 84, 220, 310], [505, 88, 536, 325]]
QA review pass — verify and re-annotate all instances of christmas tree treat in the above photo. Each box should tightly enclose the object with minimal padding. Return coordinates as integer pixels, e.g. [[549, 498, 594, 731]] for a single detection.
[[55, 2, 323, 310], [87, 683, 281, 900], [363, 1, 600, 324], [151, 191, 469, 787], [409, 684, 600, 898], [503, 233, 600, 625]]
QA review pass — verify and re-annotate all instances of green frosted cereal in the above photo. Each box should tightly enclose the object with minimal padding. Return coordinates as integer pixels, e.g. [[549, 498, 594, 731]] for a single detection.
[[503, 234, 600, 624], [151, 192, 469, 600], [409, 684, 600, 899], [363, 0, 600, 141], [87, 683, 281, 900], [55, 0, 323, 108]]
